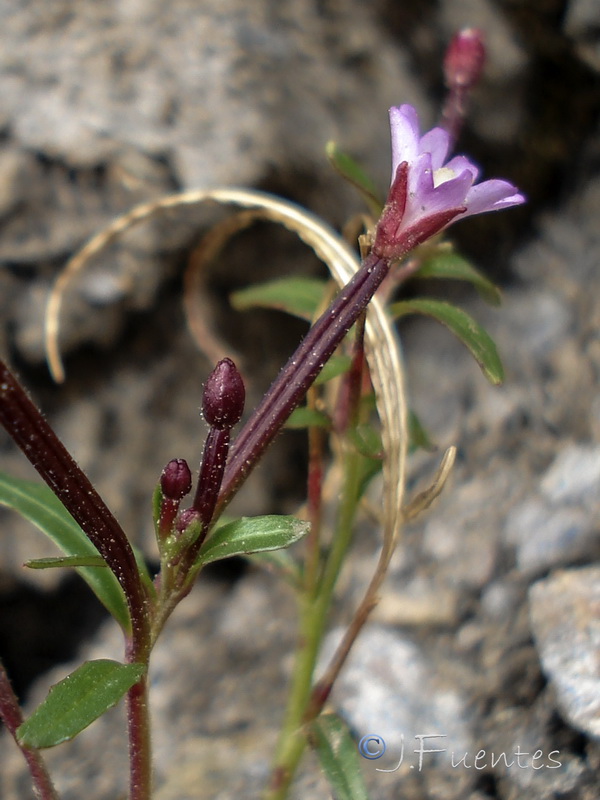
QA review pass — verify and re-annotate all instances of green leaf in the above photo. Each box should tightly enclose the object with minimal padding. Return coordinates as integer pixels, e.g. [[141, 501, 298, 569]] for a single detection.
[[408, 410, 436, 453], [230, 277, 328, 321], [247, 549, 302, 589], [326, 141, 383, 217], [389, 298, 504, 385], [25, 556, 108, 569], [131, 544, 156, 600], [309, 712, 370, 800], [314, 354, 353, 386], [195, 515, 310, 568], [0, 473, 130, 629], [417, 251, 502, 306], [349, 424, 383, 460], [17, 660, 145, 749], [285, 407, 331, 430]]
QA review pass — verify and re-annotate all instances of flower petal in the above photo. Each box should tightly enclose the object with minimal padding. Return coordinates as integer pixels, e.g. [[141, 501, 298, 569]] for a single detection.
[[419, 127, 451, 170], [442, 155, 479, 183], [464, 179, 526, 216], [377, 102, 525, 260], [389, 105, 420, 179], [408, 162, 473, 224]]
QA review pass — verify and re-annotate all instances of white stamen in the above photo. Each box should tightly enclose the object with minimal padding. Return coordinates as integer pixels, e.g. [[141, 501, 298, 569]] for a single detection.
[[433, 166, 456, 187]]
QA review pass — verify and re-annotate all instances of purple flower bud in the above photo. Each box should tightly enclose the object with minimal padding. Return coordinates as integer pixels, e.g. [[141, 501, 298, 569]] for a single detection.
[[444, 28, 486, 91], [160, 458, 192, 500], [175, 507, 202, 534], [202, 358, 245, 430]]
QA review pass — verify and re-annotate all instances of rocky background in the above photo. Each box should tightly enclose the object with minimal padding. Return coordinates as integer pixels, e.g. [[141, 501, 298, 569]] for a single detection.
[[0, 0, 599, 798]]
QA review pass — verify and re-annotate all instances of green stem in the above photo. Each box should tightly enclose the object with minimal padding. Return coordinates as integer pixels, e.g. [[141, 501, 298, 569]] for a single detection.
[[264, 443, 363, 800]]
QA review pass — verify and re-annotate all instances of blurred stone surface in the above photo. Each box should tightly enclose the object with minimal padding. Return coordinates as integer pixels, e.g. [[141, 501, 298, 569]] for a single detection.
[[1, 1, 600, 799], [529, 567, 600, 739]]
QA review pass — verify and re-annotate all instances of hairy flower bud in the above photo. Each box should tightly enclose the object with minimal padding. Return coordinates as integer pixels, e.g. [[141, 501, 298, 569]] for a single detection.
[[160, 458, 193, 500], [176, 507, 202, 533], [202, 358, 245, 430], [444, 28, 485, 91]]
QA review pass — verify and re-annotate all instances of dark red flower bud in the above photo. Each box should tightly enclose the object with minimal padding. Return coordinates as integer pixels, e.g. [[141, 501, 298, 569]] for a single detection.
[[202, 358, 245, 430], [160, 458, 192, 500], [175, 507, 202, 534], [444, 28, 485, 91]]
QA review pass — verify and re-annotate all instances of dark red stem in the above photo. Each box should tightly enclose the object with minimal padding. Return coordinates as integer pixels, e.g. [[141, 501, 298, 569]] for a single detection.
[[333, 312, 366, 433], [192, 427, 230, 530], [0, 661, 59, 800], [0, 361, 149, 650], [216, 251, 390, 513]]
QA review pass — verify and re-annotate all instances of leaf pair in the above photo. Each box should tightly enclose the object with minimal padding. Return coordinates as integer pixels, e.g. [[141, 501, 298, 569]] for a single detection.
[[0, 471, 309, 622]]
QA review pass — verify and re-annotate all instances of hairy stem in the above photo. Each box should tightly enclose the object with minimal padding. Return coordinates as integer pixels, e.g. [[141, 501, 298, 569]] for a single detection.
[[0, 361, 150, 650], [0, 660, 60, 800], [216, 251, 389, 513], [126, 670, 152, 800]]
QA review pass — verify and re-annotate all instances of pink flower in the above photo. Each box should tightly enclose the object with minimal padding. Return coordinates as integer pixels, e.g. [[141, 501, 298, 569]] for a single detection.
[[373, 104, 525, 259]]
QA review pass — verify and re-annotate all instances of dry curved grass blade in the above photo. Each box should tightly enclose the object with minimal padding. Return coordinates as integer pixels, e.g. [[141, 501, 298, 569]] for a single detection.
[[403, 445, 456, 522], [183, 209, 259, 366], [44, 186, 407, 594]]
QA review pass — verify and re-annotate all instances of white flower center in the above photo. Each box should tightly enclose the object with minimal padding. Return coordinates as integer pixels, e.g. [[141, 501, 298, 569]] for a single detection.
[[433, 166, 456, 188]]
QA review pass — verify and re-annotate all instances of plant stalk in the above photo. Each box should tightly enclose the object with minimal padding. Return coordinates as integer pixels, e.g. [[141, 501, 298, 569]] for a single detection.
[[216, 251, 390, 514], [0, 361, 150, 650], [0, 660, 60, 800], [264, 439, 364, 800], [126, 671, 152, 800]]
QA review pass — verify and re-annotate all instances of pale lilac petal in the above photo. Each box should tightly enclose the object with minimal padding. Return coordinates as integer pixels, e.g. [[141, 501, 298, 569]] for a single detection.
[[407, 152, 434, 201], [441, 155, 479, 183], [404, 155, 472, 227], [464, 179, 526, 216], [416, 169, 473, 217], [389, 105, 420, 178], [377, 103, 525, 259], [419, 127, 450, 169]]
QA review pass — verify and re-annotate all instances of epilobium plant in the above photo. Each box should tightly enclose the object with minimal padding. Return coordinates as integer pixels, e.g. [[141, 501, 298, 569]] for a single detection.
[[0, 29, 524, 800]]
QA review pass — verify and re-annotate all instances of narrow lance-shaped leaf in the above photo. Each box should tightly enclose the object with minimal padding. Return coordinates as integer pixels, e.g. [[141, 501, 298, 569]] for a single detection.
[[326, 141, 383, 217], [309, 713, 370, 800], [230, 276, 328, 321], [194, 515, 310, 568], [25, 556, 108, 569], [408, 409, 436, 453], [285, 407, 331, 430], [0, 361, 148, 643], [247, 549, 303, 590], [389, 298, 504, 385], [0, 472, 129, 629], [314, 354, 353, 386], [17, 660, 146, 749], [416, 250, 502, 306]]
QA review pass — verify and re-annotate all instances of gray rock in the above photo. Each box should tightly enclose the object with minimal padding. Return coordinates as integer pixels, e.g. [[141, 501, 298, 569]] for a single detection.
[[564, 0, 600, 71], [321, 626, 473, 770], [540, 445, 600, 508], [505, 445, 600, 576], [529, 566, 600, 738], [0, 0, 424, 188], [506, 499, 599, 576]]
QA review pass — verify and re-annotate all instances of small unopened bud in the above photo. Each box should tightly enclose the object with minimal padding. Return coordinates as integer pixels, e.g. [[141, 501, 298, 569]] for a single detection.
[[160, 458, 192, 500], [444, 28, 485, 91], [176, 507, 202, 535], [202, 358, 245, 430]]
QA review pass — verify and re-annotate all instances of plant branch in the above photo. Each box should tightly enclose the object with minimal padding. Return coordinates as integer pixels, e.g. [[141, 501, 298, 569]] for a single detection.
[[0, 660, 59, 800], [0, 361, 150, 651], [216, 251, 390, 513], [125, 671, 152, 800]]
